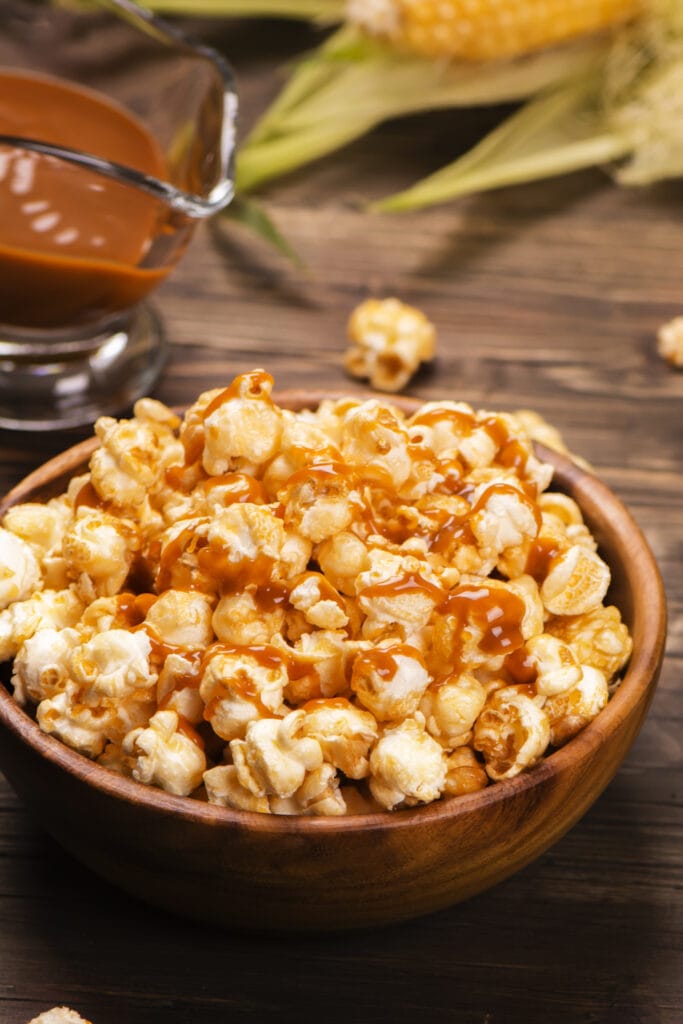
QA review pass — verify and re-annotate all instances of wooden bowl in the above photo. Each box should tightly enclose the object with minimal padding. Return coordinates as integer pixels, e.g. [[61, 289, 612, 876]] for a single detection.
[[0, 392, 667, 932]]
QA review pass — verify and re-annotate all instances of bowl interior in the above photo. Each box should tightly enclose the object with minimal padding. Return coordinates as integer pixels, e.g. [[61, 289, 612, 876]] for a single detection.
[[0, 390, 667, 835]]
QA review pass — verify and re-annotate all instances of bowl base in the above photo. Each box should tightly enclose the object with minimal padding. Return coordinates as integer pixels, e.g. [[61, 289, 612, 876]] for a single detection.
[[0, 305, 167, 431]]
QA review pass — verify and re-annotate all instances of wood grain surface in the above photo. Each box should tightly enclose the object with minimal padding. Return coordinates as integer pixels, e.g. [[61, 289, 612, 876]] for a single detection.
[[1, 17, 682, 1024]]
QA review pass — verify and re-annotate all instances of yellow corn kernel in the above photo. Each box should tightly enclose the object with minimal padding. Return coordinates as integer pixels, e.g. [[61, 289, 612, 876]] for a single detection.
[[347, 0, 643, 61]]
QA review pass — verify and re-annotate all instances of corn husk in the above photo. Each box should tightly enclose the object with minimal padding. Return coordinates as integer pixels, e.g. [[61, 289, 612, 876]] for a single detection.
[[236, 26, 613, 193]]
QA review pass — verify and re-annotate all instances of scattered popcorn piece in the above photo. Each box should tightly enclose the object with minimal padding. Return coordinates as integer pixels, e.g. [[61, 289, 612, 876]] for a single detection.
[[0, 368, 631, 816], [657, 315, 683, 368], [344, 296, 436, 392], [124, 709, 206, 797], [473, 686, 551, 781], [27, 1008, 93, 1024]]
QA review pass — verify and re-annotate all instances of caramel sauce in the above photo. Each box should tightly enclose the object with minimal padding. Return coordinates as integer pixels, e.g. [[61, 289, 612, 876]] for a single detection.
[[253, 580, 290, 614], [354, 644, 422, 681], [410, 407, 476, 432], [504, 646, 538, 686], [359, 571, 445, 604], [73, 480, 107, 511], [202, 370, 275, 420], [430, 508, 476, 555], [116, 591, 157, 627], [197, 548, 275, 593], [437, 583, 526, 667], [156, 523, 205, 593], [524, 536, 563, 583], [197, 473, 268, 505], [174, 714, 205, 750], [471, 482, 543, 533], [0, 71, 174, 330]]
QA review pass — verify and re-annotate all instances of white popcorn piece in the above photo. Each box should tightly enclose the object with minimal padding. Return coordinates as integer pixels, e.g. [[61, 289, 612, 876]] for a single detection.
[[541, 544, 611, 616], [37, 682, 112, 758], [201, 370, 284, 475], [199, 645, 288, 741], [203, 503, 285, 590], [0, 526, 41, 612], [525, 633, 583, 697], [473, 686, 551, 781], [231, 709, 323, 799], [144, 590, 214, 649], [157, 652, 204, 724], [301, 697, 378, 779], [62, 508, 139, 597], [351, 643, 431, 722], [545, 665, 609, 746], [546, 604, 632, 681], [289, 572, 349, 630], [71, 628, 155, 702], [203, 763, 270, 813], [261, 410, 341, 498], [469, 482, 540, 557], [2, 498, 71, 561], [124, 708, 206, 797], [340, 400, 413, 487], [279, 463, 364, 544], [293, 762, 347, 816], [420, 672, 486, 748], [344, 297, 436, 392], [356, 548, 443, 644], [11, 626, 79, 706], [0, 587, 84, 662], [369, 715, 447, 810], [316, 532, 370, 597], [90, 413, 178, 510], [212, 589, 285, 647]]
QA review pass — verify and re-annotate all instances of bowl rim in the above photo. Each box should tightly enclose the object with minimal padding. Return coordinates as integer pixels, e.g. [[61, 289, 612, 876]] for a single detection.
[[0, 389, 668, 835]]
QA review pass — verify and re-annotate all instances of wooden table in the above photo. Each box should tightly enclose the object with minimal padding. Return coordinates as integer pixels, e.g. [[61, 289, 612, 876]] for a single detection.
[[1, 19, 682, 1024]]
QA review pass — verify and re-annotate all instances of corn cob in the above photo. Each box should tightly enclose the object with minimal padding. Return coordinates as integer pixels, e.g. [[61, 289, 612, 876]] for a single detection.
[[346, 0, 644, 61]]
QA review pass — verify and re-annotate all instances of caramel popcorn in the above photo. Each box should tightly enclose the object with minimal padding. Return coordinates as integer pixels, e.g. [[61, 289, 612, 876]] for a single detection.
[[344, 297, 436, 392], [27, 1010, 93, 1024], [657, 315, 683, 368], [1, 369, 632, 815]]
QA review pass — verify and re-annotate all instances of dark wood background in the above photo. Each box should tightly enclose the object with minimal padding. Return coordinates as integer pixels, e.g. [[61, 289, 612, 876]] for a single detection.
[[1, 19, 681, 1024]]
